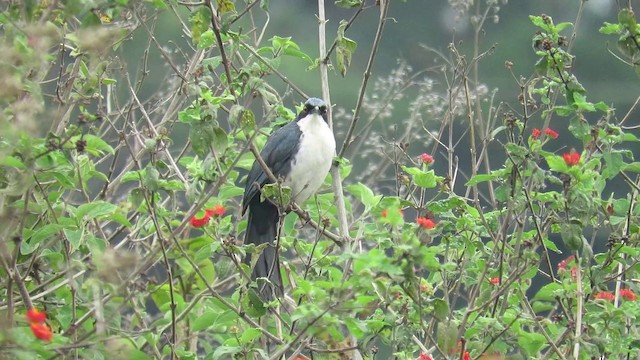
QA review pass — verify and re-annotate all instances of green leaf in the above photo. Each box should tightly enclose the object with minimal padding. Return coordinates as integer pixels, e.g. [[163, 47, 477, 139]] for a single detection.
[[217, 0, 235, 14], [346, 182, 381, 208], [624, 162, 640, 173], [402, 166, 438, 188], [517, 331, 546, 356], [192, 310, 219, 332], [143, 166, 160, 191], [239, 328, 262, 345], [190, 121, 228, 157], [599, 22, 621, 35], [22, 224, 63, 254], [433, 298, 448, 321], [466, 173, 497, 186], [198, 29, 215, 49], [335, 20, 357, 77], [64, 228, 84, 250], [545, 155, 569, 173], [76, 201, 118, 221], [335, 0, 362, 7], [602, 151, 624, 179], [84, 134, 115, 155]]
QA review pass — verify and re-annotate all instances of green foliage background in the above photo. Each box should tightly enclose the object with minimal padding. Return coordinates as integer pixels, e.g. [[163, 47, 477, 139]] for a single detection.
[[1, 0, 640, 359]]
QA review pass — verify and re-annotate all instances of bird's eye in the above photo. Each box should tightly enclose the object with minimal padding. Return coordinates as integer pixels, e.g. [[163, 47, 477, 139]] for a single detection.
[[319, 105, 327, 114]]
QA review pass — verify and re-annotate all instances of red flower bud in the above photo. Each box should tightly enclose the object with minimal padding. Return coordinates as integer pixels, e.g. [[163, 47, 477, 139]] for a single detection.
[[544, 128, 559, 138], [419, 153, 434, 164], [620, 288, 637, 301], [416, 217, 436, 229], [30, 322, 53, 342], [532, 128, 541, 139], [26, 308, 47, 323], [562, 150, 580, 166]]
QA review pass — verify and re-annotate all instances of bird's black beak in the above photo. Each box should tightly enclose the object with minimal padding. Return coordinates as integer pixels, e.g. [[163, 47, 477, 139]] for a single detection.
[[309, 106, 320, 114]]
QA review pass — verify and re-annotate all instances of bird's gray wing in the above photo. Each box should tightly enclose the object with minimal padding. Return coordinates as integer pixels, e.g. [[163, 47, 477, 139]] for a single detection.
[[242, 121, 301, 214]]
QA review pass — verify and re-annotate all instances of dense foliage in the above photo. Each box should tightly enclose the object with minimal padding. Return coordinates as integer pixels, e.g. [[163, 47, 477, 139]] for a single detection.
[[1, 0, 640, 359]]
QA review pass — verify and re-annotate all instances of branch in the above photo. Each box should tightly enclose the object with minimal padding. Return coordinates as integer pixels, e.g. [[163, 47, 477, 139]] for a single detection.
[[338, 0, 391, 158]]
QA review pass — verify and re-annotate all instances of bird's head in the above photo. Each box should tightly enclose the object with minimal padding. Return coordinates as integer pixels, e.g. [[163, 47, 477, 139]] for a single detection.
[[299, 97, 328, 122]]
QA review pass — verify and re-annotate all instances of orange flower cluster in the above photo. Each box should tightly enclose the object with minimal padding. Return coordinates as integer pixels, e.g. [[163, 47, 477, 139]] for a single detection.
[[26, 308, 52, 342], [563, 150, 580, 166], [594, 289, 637, 302], [189, 205, 225, 228], [416, 217, 436, 229], [489, 277, 501, 285], [532, 127, 559, 139]]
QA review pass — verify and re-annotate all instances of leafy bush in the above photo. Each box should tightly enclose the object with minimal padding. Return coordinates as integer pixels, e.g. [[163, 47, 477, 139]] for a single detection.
[[1, 1, 639, 359]]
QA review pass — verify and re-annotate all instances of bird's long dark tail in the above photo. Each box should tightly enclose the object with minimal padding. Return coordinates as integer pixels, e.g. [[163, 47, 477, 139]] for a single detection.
[[245, 198, 282, 299]]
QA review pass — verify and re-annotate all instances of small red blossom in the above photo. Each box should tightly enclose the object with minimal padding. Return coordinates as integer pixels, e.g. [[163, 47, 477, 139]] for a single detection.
[[449, 341, 463, 354], [532, 128, 542, 139], [419, 153, 434, 164], [26, 308, 47, 323], [620, 288, 637, 301], [416, 217, 436, 229], [190, 212, 211, 228], [544, 128, 559, 138], [489, 277, 500, 286], [418, 353, 433, 360], [563, 150, 581, 166], [462, 352, 471, 360], [594, 291, 615, 302], [30, 322, 53, 342], [557, 255, 575, 271], [206, 205, 225, 217]]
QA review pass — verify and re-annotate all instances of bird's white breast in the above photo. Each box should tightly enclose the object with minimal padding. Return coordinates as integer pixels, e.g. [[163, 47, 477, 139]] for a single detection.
[[284, 113, 336, 204]]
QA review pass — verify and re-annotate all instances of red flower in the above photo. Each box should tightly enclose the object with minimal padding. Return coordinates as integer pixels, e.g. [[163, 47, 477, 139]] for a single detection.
[[620, 288, 637, 301], [419, 353, 433, 360], [206, 205, 225, 217], [26, 308, 47, 323], [419, 153, 434, 164], [462, 352, 471, 360], [544, 128, 559, 138], [557, 255, 575, 271], [489, 277, 500, 286], [190, 212, 211, 228], [532, 128, 541, 139], [563, 150, 580, 166], [30, 322, 53, 342], [416, 217, 436, 229], [594, 291, 615, 302]]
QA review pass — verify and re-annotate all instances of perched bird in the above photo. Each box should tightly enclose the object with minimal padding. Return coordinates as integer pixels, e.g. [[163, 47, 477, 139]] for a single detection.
[[242, 98, 336, 298]]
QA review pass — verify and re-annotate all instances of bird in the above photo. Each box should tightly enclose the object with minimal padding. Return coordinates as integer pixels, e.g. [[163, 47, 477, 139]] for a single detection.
[[242, 97, 336, 299]]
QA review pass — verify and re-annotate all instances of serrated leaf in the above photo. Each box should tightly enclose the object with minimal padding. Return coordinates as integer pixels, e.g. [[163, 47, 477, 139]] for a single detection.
[[346, 182, 381, 208], [402, 166, 438, 188], [239, 328, 262, 344], [518, 331, 546, 356], [77, 201, 118, 220], [64, 228, 84, 250], [22, 224, 63, 254], [190, 121, 228, 157]]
